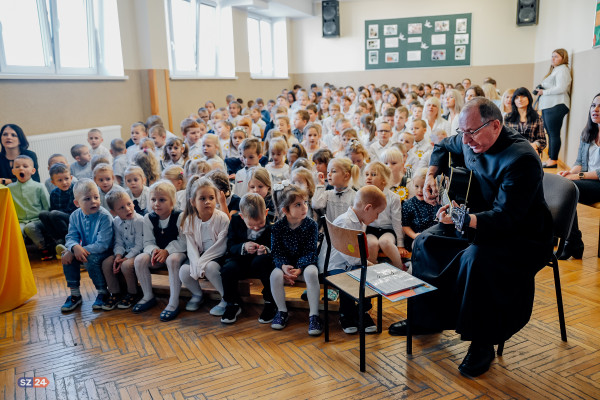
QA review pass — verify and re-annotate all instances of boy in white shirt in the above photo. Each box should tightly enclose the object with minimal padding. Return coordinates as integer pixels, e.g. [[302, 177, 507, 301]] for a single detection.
[[322, 186, 387, 334], [368, 122, 393, 162], [88, 129, 112, 163]]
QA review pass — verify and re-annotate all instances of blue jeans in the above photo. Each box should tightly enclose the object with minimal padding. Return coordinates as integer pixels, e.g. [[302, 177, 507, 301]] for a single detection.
[[63, 250, 112, 291]]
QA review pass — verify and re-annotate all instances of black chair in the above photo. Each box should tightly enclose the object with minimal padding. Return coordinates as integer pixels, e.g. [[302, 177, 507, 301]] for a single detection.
[[321, 216, 383, 372], [497, 172, 576, 355]]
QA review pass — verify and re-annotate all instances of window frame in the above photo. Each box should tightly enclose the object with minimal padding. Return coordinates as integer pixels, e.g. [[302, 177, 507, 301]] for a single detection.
[[165, 0, 235, 79], [0, 0, 123, 78], [247, 13, 288, 79]]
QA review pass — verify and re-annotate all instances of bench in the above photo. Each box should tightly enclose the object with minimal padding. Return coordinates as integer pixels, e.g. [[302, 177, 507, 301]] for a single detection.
[[152, 270, 340, 311]]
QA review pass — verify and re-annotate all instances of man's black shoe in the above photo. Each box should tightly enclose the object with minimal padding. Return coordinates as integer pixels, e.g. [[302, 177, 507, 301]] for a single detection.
[[458, 342, 495, 378], [388, 319, 441, 336]]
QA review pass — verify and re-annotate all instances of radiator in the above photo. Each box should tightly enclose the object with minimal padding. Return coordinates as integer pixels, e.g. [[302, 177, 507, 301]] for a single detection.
[[27, 125, 122, 183]]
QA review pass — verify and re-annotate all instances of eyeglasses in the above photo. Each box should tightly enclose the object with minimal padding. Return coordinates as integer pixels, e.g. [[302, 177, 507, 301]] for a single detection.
[[457, 120, 493, 138]]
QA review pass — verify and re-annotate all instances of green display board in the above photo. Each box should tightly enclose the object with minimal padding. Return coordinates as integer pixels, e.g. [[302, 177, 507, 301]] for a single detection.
[[365, 13, 471, 69]]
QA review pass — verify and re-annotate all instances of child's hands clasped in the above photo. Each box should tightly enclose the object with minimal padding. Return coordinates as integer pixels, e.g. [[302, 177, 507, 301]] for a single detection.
[[256, 245, 267, 255], [113, 254, 125, 274], [152, 248, 169, 265], [244, 241, 259, 254], [282, 264, 301, 285]]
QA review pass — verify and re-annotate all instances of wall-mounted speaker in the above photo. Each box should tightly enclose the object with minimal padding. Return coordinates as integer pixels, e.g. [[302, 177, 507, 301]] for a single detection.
[[516, 0, 539, 26], [322, 1, 340, 38]]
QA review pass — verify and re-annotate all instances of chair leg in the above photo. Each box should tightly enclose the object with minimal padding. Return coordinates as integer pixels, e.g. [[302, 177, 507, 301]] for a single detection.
[[550, 258, 568, 342], [497, 342, 504, 356], [324, 281, 329, 343], [377, 295, 382, 334], [359, 297, 365, 372], [406, 298, 412, 356]]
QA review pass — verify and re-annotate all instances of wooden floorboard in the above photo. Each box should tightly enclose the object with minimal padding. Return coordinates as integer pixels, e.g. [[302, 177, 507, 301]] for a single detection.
[[2, 201, 600, 399]]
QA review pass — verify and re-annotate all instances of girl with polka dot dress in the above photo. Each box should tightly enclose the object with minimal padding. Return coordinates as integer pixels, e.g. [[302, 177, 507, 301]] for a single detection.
[[401, 168, 440, 251]]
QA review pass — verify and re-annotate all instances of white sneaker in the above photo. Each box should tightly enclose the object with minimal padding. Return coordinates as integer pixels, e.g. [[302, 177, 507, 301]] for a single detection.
[[185, 295, 203, 312]]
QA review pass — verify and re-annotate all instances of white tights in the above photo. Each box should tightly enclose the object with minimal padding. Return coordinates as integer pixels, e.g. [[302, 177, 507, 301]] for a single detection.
[[270, 265, 320, 316], [134, 252, 187, 311]]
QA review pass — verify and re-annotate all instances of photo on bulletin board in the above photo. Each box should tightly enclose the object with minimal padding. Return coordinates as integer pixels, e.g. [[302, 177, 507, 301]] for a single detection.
[[455, 45, 466, 60], [384, 24, 398, 35], [407, 23, 422, 34], [454, 34, 469, 45], [408, 36, 421, 43], [432, 50, 446, 60], [369, 24, 379, 38], [431, 34, 446, 45], [435, 20, 449, 32], [385, 52, 399, 63], [366, 39, 380, 49], [407, 50, 421, 61], [369, 51, 379, 64], [456, 18, 468, 33], [594, 0, 600, 48], [385, 37, 399, 48]]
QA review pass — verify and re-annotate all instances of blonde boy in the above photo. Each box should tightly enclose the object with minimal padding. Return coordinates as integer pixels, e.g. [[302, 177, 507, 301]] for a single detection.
[[323, 186, 387, 334], [93, 163, 124, 210], [88, 128, 112, 163], [8, 155, 51, 257], [233, 138, 263, 197], [59, 179, 114, 312]]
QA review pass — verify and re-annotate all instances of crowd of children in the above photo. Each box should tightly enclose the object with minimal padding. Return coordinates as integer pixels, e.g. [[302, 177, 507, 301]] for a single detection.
[[7, 79, 510, 335]]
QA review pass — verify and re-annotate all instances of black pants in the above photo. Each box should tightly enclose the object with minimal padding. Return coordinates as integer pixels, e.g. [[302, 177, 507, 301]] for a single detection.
[[221, 254, 274, 304], [566, 178, 600, 244], [411, 224, 550, 344], [542, 103, 569, 161], [38, 210, 70, 244]]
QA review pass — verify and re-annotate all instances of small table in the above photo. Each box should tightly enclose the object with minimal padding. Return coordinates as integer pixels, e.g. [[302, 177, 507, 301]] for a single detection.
[[0, 185, 37, 313]]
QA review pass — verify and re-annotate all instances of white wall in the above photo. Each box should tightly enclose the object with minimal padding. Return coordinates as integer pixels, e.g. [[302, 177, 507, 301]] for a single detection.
[[532, 0, 600, 166], [290, 0, 538, 74]]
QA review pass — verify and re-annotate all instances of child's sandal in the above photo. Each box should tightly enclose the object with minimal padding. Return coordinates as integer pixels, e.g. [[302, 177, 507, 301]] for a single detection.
[[117, 293, 136, 309]]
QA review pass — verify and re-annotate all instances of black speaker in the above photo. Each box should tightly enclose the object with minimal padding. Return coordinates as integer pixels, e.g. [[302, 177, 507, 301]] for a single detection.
[[516, 0, 539, 26], [322, 1, 339, 38]]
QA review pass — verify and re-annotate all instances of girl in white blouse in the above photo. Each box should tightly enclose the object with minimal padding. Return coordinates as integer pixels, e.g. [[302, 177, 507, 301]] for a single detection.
[[364, 162, 407, 270], [178, 176, 230, 316]]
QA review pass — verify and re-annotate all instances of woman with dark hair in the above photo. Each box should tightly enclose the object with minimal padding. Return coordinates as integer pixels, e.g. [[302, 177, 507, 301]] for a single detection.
[[537, 48, 571, 168], [0, 124, 40, 184], [504, 87, 546, 154], [387, 90, 404, 109], [557, 93, 600, 259], [286, 90, 296, 106]]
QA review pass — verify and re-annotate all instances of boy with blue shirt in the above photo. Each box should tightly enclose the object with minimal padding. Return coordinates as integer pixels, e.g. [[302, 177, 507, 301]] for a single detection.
[[59, 179, 114, 312], [39, 163, 77, 253], [8, 155, 51, 259]]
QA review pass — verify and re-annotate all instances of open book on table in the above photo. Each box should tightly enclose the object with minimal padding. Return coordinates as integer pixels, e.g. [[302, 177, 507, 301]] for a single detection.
[[347, 263, 436, 301]]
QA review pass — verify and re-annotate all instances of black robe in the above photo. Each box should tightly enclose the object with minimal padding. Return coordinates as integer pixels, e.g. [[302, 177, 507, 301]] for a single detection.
[[411, 126, 553, 344]]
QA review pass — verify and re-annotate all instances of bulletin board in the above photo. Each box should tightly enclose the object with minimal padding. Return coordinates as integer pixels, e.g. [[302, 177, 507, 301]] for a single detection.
[[365, 13, 471, 69]]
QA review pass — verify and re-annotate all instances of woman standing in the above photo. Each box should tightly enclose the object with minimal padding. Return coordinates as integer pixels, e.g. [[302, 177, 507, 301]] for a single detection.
[[0, 124, 40, 185], [504, 87, 546, 155], [557, 93, 600, 259], [537, 48, 571, 168]]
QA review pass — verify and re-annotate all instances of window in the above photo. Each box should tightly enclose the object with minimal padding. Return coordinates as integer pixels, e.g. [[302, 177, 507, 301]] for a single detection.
[[0, 0, 124, 77], [247, 16, 288, 78], [165, 0, 234, 78]]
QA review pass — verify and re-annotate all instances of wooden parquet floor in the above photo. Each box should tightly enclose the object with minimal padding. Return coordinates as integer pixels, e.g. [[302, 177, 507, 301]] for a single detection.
[[2, 206, 600, 399]]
